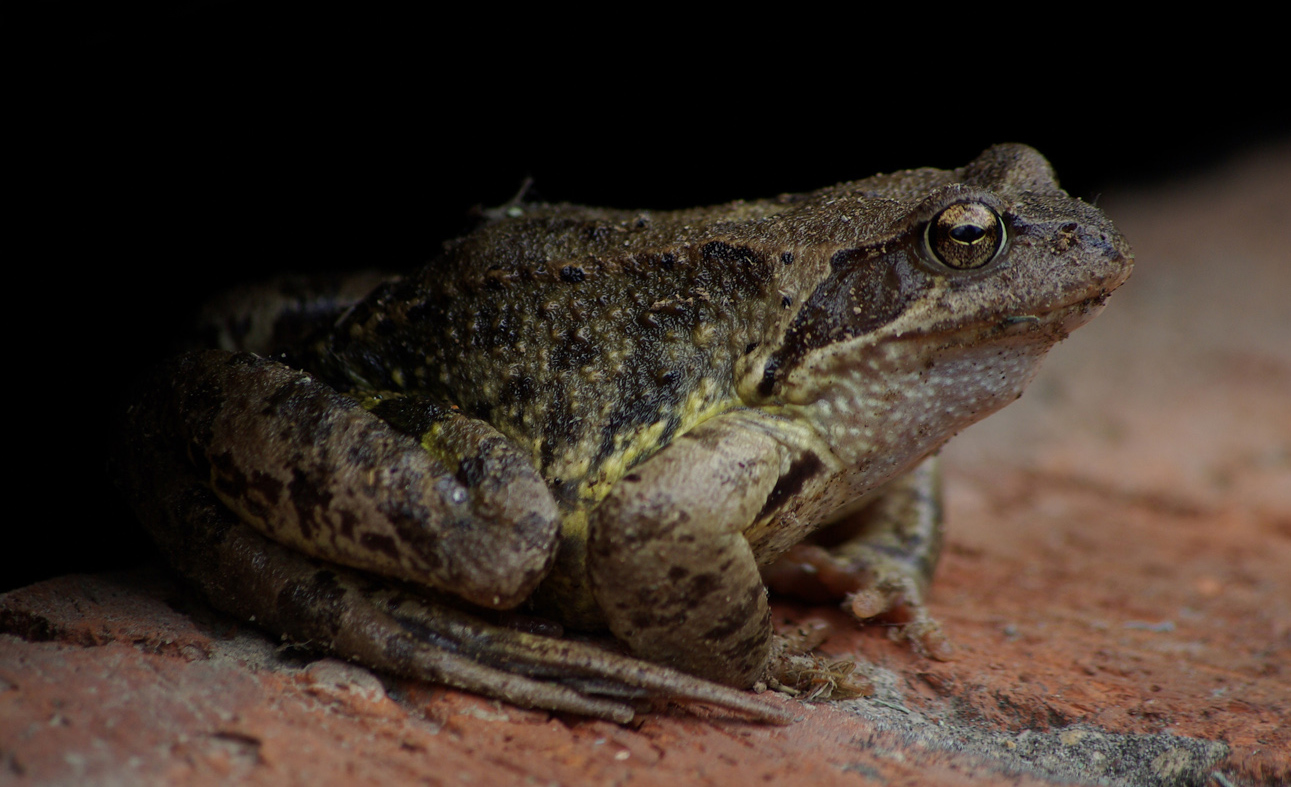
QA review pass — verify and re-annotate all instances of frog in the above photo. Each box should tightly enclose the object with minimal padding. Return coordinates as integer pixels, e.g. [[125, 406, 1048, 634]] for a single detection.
[[114, 143, 1132, 724]]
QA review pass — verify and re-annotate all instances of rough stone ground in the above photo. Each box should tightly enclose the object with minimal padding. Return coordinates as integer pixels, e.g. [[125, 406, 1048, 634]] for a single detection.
[[3, 144, 1288, 786]]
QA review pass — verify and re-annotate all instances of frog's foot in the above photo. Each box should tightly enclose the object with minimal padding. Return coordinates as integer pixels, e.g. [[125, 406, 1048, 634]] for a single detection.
[[764, 625, 875, 701], [842, 552, 952, 662], [370, 580, 796, 724], [762, 457, 954, 661], [765, 544, 952, 661]]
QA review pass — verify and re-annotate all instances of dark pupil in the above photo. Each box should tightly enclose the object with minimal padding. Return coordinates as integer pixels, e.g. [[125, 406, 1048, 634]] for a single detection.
[[949, 223, 986, 244]]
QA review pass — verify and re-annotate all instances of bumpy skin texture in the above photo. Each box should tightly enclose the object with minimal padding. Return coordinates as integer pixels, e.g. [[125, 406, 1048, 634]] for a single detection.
[[116, 144, 1132, 723]]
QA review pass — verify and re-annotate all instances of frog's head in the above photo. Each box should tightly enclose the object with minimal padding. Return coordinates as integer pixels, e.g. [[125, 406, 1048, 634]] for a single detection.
[[739, 144, 1133, 470]]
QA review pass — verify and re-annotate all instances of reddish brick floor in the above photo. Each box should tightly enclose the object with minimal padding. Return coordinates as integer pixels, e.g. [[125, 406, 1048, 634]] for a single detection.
[[4, 144, 1287, 786]]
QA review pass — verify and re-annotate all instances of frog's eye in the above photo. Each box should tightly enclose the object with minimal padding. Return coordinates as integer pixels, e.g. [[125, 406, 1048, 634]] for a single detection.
[[924, 203, 1005, 270]]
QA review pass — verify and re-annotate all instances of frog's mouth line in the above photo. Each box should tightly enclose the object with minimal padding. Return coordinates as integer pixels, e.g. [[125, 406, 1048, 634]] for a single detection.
[[1006, 293, 1112, 335], [914, 287, 1118, 347], [882, 292, 1114, 352]]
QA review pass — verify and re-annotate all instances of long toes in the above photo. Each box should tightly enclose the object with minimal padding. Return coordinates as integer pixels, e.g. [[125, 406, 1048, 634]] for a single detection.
[[373, 588, 795, 724]]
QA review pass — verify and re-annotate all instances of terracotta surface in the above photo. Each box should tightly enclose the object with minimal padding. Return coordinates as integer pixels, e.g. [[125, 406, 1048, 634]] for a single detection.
[[4, 145, 1288, 786]]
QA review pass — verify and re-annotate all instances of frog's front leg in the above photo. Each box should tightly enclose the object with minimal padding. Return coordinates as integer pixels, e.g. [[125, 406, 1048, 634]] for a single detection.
[[762, 457, 954, 660], [588, 414, 788, 687]]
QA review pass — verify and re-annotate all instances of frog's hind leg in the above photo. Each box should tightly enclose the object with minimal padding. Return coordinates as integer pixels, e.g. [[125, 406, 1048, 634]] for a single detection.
[[114, 410, 790, 724], [130, 349, 559, 610], [762, 456, 954, 661]]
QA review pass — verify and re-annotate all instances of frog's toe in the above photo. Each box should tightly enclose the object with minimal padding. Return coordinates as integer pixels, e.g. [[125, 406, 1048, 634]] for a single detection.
[[374, 586, 795, 724], [891, 616, 954, 662]]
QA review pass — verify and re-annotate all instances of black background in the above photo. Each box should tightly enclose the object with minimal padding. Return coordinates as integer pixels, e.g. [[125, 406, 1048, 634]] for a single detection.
[[14, 4, 1286, 591]]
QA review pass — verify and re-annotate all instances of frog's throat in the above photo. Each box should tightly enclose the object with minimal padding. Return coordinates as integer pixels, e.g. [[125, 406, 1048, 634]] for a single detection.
[[778, 324, 1058, 475]]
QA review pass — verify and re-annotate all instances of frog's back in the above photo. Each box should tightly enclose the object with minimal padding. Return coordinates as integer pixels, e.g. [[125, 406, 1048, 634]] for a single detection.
[[306, 146, 1062, 505], [312, 202, 799, 506]]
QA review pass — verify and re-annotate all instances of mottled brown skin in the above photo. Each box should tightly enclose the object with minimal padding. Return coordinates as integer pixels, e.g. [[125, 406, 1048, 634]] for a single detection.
[[115, 144, 1132, 723]]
